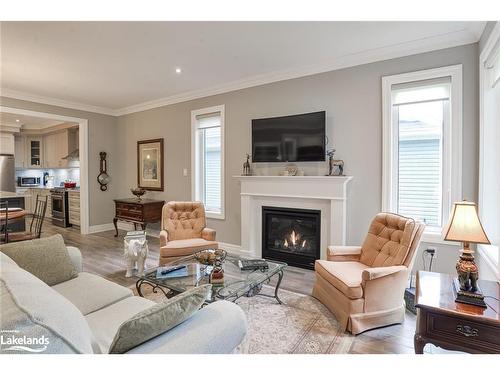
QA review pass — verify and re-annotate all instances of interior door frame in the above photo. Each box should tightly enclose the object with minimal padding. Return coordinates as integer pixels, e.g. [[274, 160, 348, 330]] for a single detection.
[[0, 106, 90, 234]]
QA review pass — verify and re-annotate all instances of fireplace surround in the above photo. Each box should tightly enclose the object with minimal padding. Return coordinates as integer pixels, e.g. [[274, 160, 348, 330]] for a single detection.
[[262, 206, 321, 269], [234, 175, 353, 261]]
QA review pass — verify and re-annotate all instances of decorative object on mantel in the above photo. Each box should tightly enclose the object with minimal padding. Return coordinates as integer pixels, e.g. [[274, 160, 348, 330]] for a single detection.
[[131, 187, 146, 201], [242, 153, 252, 176], [97, 151, 110, 191], [137, 138, 164, 191], [442, 200, 491, 307], [279, 164, 304, 176], [326, 149, 344, 176]]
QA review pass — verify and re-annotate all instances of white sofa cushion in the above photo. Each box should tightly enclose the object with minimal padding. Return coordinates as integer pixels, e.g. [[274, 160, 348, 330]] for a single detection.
[[85, 296, 156, 353], [52, 272, 133, 315], [0, 261, 93, 354]]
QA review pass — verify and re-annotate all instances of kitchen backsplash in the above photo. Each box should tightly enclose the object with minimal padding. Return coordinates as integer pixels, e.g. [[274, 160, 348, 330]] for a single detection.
[[16, 168, 80, 187]]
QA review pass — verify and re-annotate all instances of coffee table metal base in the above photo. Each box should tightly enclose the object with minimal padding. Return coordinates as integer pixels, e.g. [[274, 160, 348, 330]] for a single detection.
[[135, 269, 285, 305], [135, 279, 178, 299]]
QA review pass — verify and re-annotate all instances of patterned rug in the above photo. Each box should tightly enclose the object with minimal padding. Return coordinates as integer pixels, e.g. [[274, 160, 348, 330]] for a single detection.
[[133, 283, 355, 354]]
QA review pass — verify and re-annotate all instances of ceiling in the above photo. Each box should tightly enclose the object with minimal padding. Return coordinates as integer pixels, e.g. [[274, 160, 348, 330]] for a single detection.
[[0, 21, 486, 115], [0, 112, 66, 129]]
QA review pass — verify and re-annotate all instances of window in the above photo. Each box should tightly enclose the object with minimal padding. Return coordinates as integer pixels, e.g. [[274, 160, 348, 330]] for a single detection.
[[478, 23, 500, 278], [382, 66, 462, 242], [191, 105, 224, 219]]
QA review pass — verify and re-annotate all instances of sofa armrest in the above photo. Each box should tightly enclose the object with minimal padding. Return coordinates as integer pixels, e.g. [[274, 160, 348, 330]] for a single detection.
[[362, 265, 407, 282], [201, 228, 216, 242], [159, 230, 169, 247], [327, 246, 362, 261], [126, 301, 247, 354], [66, 246, 83, 273]]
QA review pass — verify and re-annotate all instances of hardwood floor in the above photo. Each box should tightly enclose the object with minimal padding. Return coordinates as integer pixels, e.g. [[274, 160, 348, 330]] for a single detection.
[[36, 220, 448, 354]]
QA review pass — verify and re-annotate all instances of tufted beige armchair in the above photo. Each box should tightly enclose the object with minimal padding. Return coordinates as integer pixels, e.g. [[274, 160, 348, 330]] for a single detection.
[[159, 201, 218, 265], [312, 213, 425, 335]]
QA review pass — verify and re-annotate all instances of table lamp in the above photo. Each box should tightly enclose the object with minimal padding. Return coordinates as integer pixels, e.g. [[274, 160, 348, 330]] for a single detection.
[[443, 200, 490, 307]]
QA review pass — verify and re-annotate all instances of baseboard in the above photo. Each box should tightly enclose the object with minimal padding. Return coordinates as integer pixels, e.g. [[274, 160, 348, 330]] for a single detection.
[[88, 223, 115, 233], [219, 242, 254, 257], [88, 224, 244, 255]]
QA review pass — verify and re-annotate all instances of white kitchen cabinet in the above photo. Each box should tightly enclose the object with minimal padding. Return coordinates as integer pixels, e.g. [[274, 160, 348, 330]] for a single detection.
[[14, 136, 25, 168], [26, 136, 44, 168], [0, 132, 15, 154], [44, 130, 69, 168]]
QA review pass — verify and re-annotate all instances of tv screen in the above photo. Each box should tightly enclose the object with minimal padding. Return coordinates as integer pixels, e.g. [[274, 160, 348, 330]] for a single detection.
[[252, 111, 326, 162]]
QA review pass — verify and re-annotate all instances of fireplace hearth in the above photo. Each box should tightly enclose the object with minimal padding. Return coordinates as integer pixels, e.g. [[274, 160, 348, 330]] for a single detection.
[[262, 206, 321, 269]]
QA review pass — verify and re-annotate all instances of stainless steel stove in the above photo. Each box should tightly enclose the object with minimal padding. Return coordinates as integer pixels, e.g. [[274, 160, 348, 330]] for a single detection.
[[50, 188, 71, 227]]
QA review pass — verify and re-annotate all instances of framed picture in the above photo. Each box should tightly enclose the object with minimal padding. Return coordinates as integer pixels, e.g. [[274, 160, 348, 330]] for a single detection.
[[137, 138, 164, 191]]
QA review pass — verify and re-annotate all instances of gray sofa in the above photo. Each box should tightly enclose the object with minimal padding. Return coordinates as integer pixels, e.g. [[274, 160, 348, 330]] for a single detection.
[[0, 246, 247, 354]]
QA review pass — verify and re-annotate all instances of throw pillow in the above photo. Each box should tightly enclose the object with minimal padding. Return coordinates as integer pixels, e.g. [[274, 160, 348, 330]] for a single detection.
[[108, 284, 211, 354], [0, 234, 78, 286]]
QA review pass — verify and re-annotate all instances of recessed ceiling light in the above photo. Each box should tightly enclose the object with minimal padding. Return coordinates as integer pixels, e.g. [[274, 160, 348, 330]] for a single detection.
[[175, 68, 182, 74], [15, 119, 20, 122]]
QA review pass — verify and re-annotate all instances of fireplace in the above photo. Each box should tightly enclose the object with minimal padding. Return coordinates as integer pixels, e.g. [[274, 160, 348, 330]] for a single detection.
[[262, 206, 321, 269]]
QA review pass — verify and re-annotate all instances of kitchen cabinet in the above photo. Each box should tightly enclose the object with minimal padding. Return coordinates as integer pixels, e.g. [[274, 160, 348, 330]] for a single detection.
[[68, 190, 80, 226], [0, 132, 15, 154], [44, 130, 69, 168], [14, 136, 25, 168], [26, 136, 44, 168]]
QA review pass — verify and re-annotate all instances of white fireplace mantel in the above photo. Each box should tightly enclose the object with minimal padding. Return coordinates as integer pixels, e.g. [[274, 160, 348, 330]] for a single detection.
[[234, 175, 353, 259]]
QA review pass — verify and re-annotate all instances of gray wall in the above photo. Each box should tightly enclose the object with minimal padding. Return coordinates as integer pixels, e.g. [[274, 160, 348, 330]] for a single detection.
[[116, 43, 479, 275], [0, 96, 118, 226]]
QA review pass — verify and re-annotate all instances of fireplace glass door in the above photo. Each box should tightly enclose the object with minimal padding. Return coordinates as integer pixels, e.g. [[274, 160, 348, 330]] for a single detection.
[[262, 206, 320, 269]]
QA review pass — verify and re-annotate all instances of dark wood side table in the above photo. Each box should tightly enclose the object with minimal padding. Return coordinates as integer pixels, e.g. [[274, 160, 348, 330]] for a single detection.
[[113, 198, 165, 237], [414, 271, 500, 354]]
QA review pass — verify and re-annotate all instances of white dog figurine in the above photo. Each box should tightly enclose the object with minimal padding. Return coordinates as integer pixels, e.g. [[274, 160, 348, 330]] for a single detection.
[[124, 236, 148, 277]]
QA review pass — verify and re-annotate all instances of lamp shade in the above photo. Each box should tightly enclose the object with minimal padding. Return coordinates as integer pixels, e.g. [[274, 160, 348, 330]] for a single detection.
[[442, 201, 491, 244]]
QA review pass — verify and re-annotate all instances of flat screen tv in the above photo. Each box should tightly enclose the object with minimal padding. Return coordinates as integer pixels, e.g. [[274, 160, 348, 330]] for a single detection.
[[252, 111, 326, 162]]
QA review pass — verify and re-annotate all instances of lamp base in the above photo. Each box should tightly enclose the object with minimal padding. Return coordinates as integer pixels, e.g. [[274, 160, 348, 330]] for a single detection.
[[453, 278, 487, 307]]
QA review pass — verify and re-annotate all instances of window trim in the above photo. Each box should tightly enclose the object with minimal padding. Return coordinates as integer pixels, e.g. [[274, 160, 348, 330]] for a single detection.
[[191, 104, 225, 220], [478, 22, 500, 279], [382, 65, 463, 244]]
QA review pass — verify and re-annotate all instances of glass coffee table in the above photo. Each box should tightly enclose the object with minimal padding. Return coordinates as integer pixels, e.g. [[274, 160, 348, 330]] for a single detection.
[[136, 253, 287, 304]]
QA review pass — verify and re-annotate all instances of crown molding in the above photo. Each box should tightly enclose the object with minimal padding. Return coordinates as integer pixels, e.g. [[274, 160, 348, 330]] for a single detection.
[[1, 27, 481, 117], [0, 88, 117, 116], [114, 27, 480, 116]]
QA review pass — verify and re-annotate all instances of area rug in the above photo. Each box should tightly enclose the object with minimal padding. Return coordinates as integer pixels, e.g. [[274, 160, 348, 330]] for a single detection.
[[133, 283, 355, 354]]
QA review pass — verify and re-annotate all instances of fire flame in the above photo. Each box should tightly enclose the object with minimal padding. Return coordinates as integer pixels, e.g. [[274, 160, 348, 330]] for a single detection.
[[283, 231, 307, 249]]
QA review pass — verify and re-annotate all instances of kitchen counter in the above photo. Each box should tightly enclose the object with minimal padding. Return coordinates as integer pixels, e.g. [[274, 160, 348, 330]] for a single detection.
[[0, 191, 28, 198]]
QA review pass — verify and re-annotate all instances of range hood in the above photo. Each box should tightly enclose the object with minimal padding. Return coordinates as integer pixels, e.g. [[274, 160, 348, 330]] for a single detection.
[[63, 148, 79, 160]]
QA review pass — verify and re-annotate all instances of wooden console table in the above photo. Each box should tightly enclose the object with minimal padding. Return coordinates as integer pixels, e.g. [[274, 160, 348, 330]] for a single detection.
[[414, 271, 500, 354], [113, 198, 165, 237]]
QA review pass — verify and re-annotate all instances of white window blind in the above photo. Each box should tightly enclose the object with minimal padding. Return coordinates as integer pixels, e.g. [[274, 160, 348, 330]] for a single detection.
[[193, 108, 224, 217], [392, 78, 450, 227]]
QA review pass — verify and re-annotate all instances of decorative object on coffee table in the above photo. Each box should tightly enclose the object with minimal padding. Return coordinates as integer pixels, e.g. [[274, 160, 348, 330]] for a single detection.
[[326, 149, 344, 176], [137, 138, 164, 191], [442, 200, 490, 307], [130, 187, 146, 201], [113, 198, 164, 237], [194, 249, 227, 265], [97, 151, 110, 191], [242, 153, 252, 176]]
